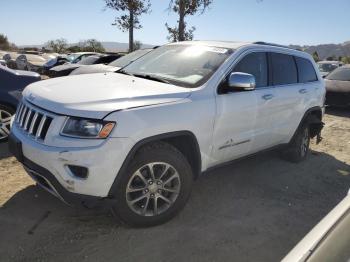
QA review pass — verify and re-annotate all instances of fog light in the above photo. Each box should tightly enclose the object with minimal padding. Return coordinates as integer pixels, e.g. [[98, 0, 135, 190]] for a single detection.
[[67, 165, 88, 179]]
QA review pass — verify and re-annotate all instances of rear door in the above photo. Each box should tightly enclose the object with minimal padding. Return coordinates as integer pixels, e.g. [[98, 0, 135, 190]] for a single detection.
[[268, 52, 302, 145]]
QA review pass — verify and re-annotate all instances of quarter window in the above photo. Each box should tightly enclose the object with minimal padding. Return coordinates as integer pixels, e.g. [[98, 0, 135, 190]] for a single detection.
[[295, 57, 318, 83], [233, 52, 268, 88], [271, 53, 298, 85]]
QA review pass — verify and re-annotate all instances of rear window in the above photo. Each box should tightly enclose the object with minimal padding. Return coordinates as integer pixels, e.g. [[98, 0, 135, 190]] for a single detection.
[[271, 53, 298, 85], [295, 57, 318, 83], [326, 67, 350, 81]]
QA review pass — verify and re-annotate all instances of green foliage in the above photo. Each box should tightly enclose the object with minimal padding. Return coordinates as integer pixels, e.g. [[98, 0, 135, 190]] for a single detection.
[[312, 51, 320, 62], [166, 0, 212, 42], [341, 56, 350, 64], [104, 0, 151, 52], [46, 38, 68, 53], [78, 39, 105, 52], [0, 34, 10, 50], [133, 40, 143, 50]]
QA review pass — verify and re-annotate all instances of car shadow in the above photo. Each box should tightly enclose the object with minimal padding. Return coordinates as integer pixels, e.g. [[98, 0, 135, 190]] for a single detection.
[[0, 149, 349, 262], [0, 141, 11, 160], [326, 106, 350, 118]]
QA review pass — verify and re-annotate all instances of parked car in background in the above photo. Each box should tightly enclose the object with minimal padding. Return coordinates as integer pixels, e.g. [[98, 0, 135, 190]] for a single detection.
[[70, 49, 152, 76], [324, 65, 350, 107], [0, 65, 40, 141], [66, 52, 98, 64], [318, 61, 343, 78], [283, 190, 350, 262], [3, 52, 20, 69], [42, 55, 70, 75], [9, 41, 325, 227], [15, 54, 47, 72], [48, 54, 122, 77]]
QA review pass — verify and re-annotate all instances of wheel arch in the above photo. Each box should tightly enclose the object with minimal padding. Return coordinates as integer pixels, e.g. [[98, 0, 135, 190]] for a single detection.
[[108, 131, 202, 197], [290, 106, 324, 143]]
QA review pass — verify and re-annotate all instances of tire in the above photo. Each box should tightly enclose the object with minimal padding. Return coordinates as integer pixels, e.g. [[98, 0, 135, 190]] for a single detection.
[[282, 122, 310, 163], [0, 105, 15, 142], [111, 142, 193, 227]]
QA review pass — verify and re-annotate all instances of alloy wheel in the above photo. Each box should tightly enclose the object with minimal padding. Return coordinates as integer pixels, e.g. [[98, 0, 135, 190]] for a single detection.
[[300, 128, 309, 157], [126, 162, 181, 216], [0, 109, 12, 140]]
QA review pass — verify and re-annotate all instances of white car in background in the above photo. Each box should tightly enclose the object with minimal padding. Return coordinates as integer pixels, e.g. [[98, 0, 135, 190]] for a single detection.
[[70, 48, 153, 75], [283, 190, 350, 262]]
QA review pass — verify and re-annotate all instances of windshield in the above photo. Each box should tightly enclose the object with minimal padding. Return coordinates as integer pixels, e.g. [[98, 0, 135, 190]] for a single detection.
[[77, 56, 100, 65], [67, 54, 80, 63], [109, 49, 151, 68], [120, 45, 232, 88], [326, 67, 350, 81], [318, 63, 338, 73]]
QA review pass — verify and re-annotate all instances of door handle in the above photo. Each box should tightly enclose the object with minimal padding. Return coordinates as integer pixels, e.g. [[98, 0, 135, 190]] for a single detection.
[[299, 88, 307, 94], [262, 94, 274, 100]]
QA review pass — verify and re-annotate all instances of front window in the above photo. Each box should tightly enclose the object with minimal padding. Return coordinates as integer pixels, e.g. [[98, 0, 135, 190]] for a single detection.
[[119, 45, 233, 88]]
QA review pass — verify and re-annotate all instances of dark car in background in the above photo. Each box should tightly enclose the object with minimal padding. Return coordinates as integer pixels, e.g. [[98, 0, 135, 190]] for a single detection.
[[70, 49, 153, 75], [41, 56, 70, 75], [48, 54, 122, 78], [325, 65, 350, 107], [0, 65, 41, 141]]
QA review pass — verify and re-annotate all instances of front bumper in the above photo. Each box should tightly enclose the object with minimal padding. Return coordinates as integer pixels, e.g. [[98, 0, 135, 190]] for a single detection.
[[9, 123, 134, 205]]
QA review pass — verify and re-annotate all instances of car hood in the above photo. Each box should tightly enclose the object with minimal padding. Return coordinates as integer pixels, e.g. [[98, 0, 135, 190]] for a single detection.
[[23, 73, 191, 119], [14, 69, 40, 77], [70, 64, 118, 75], [325, 79, 350, 93], [50, 63, 82, 72]]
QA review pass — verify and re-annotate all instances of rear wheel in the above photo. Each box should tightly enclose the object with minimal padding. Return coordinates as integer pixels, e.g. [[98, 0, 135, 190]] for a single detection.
[[111, 142, 193, 227], [0, 105, 15, 142], [282, 122, 310, 163]]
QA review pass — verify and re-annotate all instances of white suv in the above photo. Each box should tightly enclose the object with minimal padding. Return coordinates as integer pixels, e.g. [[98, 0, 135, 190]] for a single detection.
[[9, 41, 325, 227]]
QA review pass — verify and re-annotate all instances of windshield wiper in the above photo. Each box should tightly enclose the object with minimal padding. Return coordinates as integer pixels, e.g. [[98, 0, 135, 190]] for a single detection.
[[133, 74, 171, 84]]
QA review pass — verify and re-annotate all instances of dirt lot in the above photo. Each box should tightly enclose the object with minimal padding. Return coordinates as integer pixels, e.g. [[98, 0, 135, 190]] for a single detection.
[[0, 108, 349, 262]]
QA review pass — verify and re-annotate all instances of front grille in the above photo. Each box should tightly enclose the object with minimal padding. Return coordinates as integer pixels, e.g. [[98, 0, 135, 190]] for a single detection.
[[15, 101, 53, 141]]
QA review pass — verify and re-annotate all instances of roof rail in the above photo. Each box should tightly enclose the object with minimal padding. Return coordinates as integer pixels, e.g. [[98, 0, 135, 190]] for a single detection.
[[253, 41, 295, 50]]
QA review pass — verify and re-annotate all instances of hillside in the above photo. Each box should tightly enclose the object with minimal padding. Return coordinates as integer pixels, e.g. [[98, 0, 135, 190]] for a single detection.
[[290, 42, 350, 59]]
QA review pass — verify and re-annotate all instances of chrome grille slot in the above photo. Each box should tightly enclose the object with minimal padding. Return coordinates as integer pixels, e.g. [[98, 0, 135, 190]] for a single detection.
[[15, 101, 54, 141]]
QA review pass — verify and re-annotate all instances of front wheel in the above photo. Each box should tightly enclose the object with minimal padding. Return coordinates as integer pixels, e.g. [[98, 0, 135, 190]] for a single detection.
[[282, 123, 310, 163], [0, 105, 15, 142], [111, 142, 193, 227]]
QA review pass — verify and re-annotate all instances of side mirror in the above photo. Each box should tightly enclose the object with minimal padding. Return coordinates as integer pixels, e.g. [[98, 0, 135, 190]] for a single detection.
[[227, 72, 256, 91]]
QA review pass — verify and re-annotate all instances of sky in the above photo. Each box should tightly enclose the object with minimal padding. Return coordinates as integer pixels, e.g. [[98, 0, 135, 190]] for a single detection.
[[0, 0, 349, 46]]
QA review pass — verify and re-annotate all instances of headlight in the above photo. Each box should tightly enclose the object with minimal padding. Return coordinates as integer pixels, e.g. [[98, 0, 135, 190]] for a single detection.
[[61, 117, 115, 139]]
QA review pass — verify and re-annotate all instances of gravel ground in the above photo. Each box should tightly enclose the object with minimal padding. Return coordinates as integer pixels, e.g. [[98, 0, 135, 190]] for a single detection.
[[0, 108, 349, 262]]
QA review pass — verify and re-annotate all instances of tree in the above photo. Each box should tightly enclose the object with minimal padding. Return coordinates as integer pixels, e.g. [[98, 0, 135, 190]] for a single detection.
[[78, 39, 105, 52], [341, 56, 350, 64], [133, 40, 142, 50], [104, 0, 151, 52], [312, 51, 320, 62], [166, 0, 212, 42], [46, 38, 68, 53], [326, 55, 337, 61], [0, 34, 10, 50]]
